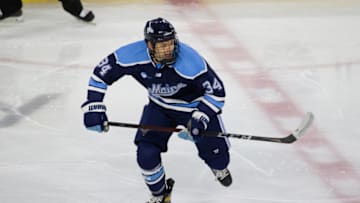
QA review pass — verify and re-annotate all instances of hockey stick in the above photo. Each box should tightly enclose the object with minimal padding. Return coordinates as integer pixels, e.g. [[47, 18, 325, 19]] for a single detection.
[[107, 112, 314, 144]]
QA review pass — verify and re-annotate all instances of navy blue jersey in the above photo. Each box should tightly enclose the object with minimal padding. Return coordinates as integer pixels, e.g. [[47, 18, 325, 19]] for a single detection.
[[86, 40, 225, 117]]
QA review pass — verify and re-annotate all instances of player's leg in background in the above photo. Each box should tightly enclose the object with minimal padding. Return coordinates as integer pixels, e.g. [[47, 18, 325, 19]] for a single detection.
[[135, 103, 175, 197], [0, 0, 22, 20], [58, 0, 94, 22], [195, 114, 233, 186]]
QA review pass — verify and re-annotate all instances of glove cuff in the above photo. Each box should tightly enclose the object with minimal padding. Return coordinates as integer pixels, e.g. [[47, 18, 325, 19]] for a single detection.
[[81, 101, 106, 113]]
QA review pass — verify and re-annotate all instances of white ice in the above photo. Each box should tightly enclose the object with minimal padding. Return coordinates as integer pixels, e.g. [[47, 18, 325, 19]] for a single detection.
[[1, 1, 360, 203]]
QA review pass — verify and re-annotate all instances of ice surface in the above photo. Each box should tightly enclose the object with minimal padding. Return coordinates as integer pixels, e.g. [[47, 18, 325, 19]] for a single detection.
[[1, 1, 359, 202]]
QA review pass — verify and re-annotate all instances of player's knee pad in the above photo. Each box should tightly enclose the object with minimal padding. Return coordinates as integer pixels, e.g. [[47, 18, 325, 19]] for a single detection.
[[136, 142, 162, 169]]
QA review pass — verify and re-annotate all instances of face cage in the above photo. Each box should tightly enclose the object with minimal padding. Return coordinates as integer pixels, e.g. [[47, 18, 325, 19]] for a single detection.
[[148, 38, 178, 66]]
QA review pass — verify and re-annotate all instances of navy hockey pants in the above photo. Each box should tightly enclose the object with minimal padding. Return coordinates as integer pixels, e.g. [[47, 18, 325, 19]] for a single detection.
[[135, 102, 230, 195]]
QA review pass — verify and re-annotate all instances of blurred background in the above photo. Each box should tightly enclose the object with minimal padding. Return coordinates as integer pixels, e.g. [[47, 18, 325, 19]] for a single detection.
[[1, 0, 360, 202]]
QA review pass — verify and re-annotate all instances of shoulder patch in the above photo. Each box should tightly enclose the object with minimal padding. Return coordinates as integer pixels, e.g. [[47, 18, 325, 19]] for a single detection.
[[173, 42, 207, 79], [114, 40, 151, 66]]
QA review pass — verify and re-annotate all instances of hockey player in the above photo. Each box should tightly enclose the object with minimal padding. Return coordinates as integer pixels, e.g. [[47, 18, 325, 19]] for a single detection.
[[0, 0, 94, 22], [81, 17, 232, 203]]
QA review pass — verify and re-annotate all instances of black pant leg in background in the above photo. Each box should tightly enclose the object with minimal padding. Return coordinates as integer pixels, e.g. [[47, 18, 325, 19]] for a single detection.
[[58, 0, 82, 17], [0, 0, 22, 17]]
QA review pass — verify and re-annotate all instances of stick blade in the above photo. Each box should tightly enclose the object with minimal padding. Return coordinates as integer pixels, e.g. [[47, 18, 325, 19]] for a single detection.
[[278, 112, 314, 144], [291, 112, 314, 141]]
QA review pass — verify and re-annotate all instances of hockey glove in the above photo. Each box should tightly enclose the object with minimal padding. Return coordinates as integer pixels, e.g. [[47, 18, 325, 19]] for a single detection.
[[186, 111, 210, 142], [81, 101, 109, 133]]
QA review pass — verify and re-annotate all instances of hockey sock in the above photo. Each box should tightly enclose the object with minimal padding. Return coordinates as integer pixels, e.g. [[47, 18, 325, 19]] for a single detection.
[[137, 142, 166, 196]]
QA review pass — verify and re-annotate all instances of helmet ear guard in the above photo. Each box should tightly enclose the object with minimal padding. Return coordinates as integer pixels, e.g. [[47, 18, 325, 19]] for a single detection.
[[144, 17, 178, 66]]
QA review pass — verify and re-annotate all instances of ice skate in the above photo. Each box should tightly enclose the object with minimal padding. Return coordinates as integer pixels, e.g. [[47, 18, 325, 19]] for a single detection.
[[146, 178, 175, 203], [212, 168, 232, 187], [0, 9, 23, 22], [60, 0, 95, 22], [76, 8, 94, 22]]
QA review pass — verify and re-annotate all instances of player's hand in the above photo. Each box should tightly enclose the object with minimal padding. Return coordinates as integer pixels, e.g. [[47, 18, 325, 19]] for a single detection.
[[187, 111, 210, 141], [81, 101, 109, 133]]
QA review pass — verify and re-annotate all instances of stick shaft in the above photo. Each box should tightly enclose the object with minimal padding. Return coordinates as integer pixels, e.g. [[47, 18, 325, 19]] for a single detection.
[[107, 112, 314, 144]]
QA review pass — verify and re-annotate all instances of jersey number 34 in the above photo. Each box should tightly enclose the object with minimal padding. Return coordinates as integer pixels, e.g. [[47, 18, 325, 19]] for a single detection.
[[202, 78, 223, 94]]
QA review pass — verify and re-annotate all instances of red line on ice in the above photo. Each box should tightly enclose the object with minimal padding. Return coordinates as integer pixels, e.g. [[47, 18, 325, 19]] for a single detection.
[[169, 0, 360, 202]]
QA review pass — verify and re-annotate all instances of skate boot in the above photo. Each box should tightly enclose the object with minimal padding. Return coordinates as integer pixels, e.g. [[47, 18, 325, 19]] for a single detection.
[[77, 9, 94, 22], [0, 9, 23, 22], [60, 0, 95, 22], [212, 168, 232, 187], [146, 178, 175, 203]]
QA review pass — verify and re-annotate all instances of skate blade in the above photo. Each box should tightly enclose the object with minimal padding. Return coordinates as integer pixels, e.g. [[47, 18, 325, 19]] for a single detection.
[[0, 15, 24, 23]]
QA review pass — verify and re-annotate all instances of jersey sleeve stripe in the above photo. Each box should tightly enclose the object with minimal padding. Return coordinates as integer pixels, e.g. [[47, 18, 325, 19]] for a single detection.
[[201, 99, 222, 113], [206, 94, 225, 102], [91, 74, 106, 83], [203, 94, 225, 109], [88, 86, 107, 94], [89, 77, 107, 90]]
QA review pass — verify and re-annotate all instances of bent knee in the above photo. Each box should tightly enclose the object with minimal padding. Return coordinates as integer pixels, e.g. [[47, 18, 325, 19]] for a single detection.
[[137, 142, 162, 169]]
